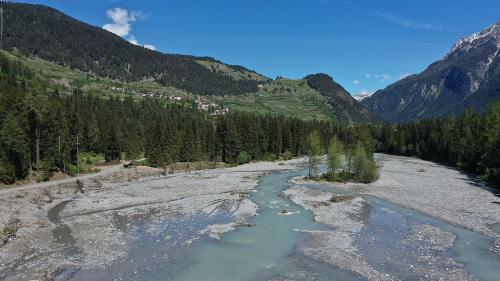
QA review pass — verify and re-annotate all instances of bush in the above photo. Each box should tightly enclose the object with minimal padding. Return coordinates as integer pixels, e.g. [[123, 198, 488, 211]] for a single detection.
[[2, 226, 16, 238], [65, 162, 78, 176], [237, 151, 252, 165], [0, 159, 16, 184], [263, 153, 277, 162], [282, 150, 293, 160], [42, 160, 52, 182]]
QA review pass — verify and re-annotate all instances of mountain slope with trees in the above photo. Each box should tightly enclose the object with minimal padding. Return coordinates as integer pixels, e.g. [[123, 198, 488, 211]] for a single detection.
[[0, 52, 344, 184], [1, 2, 377, 124], [362, 22, 500, 123], [2, 2, 264, 96], [305, 73, 377, 123]]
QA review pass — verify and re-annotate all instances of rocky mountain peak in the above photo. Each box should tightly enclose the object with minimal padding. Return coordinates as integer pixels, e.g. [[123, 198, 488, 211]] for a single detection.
[[447, 21, 500, 57]]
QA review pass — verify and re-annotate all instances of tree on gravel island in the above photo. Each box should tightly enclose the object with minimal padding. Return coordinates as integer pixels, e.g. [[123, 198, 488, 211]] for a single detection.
[[326, 136, 344, 181], [352, 142, 378, 183], [307, 131, 322, 178]]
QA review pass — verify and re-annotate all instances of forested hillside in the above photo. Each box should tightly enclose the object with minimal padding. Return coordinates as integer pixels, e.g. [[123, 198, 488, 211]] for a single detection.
[[2, 3, 262, 96], [0, 52, 347, 184], [0, 2, 380, 125], [305, 74, 377, 123]]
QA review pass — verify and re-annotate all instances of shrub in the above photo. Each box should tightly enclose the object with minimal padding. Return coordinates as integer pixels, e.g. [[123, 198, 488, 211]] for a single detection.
[[263, 153, 277, 162], [0, 159, 16, 184], [65, 162, 78, 176], [237, 151, 252, 165], [42, 160, 52, 182], [282, 150, 293, 160], [2, 226, 16, 238]]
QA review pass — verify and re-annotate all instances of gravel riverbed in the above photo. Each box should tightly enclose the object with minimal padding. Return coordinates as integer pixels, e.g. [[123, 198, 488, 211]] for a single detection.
[[328, 154, 500, 238], [0, 158, 305, 280]]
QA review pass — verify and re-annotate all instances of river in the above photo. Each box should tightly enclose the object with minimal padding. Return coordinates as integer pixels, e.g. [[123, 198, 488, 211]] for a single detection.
[[72, 166, 500, 281]]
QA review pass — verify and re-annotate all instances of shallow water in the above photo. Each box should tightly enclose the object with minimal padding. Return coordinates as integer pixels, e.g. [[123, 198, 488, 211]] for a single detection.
[[309, 183, 500, 281], [71, 167, 500, 281], [170, 170, 363, 281]]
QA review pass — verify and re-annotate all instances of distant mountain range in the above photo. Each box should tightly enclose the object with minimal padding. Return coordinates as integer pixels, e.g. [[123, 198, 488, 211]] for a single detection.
[[1, 2, 377, 124], [362, 22, 500, 123], [353, 93, 372, 102]]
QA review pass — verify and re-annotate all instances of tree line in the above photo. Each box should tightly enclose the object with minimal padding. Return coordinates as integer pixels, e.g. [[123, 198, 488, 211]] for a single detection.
[[1, 50, 499, 190], [371, 104, 500, 187], [1, 52, 364, 183]]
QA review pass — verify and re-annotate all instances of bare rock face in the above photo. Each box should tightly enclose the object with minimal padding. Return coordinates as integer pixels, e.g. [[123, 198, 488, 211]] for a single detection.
[[362, 22, 500, 123]]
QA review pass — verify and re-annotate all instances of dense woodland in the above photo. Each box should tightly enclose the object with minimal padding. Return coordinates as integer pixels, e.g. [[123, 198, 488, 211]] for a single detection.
[[372, 105, 500, 187], [0, 50, 499, 189], [0, 52, 377, 184], [3, 3, 260, 96]]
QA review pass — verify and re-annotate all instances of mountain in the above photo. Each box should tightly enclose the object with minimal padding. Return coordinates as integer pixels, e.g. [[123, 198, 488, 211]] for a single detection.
[[1, 3, 267, 96], [304, 74, 376, 123], [362, 22, 500, 123], [0, 2, 375, 124], [353, 93, 372, 102]]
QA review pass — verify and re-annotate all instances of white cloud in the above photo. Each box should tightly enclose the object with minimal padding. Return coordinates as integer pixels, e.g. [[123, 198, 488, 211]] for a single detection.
[[353, 80, 360, 85], [103, 8, 156, 51], [374, 12, 444, 31], [103, 8, 136, 37], [375, 74, 392, 83], [365, 73, 392, 83], [127, 36, 139, 45]]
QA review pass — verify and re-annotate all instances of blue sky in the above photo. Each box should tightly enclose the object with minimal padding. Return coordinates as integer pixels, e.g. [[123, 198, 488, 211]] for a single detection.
[[12, 0, 500, 95]]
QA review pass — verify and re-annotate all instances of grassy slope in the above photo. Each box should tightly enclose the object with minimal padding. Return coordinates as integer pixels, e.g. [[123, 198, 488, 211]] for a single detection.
[[218, 79, 339, 122], [2, 50, 190, 100], [3, 50, 338, 122]]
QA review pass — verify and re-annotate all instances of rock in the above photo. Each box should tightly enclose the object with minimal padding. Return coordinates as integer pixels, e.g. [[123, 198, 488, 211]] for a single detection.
[[329, 195, 355, 203]]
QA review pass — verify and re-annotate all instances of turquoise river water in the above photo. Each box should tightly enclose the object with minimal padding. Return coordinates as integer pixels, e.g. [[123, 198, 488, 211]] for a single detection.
[[74, 167, 500, 281]]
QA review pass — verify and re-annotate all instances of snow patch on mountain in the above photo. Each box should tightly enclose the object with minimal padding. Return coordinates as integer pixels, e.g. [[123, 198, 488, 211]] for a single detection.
[[353, 92, 372, 101], [447, 22, 500, 57]]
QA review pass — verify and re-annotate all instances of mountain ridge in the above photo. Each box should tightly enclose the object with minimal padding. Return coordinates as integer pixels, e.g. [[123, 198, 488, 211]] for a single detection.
[[362, 21, 500, 123], [1, 2, 267, 96]]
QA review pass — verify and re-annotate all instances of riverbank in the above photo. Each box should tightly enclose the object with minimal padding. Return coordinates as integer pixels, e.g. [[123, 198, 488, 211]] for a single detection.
[[0, 158, 306, 280], [285, 153, 500, 280], [283, 186, 477, 281], [305, 154, 500, 238]]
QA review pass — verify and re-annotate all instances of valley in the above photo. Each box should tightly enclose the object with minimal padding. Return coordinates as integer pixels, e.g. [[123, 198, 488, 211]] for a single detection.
[[0, 1, 499, 281]]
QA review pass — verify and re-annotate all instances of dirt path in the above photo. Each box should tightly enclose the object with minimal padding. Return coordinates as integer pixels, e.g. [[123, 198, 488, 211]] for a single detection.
[[0, 163, 124, 196]]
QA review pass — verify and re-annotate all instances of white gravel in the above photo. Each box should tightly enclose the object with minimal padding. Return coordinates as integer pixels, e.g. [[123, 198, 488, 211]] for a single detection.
[[322, 154, 500, 237], [0, 158, 306, 280], [283, 186, 394, 281]]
